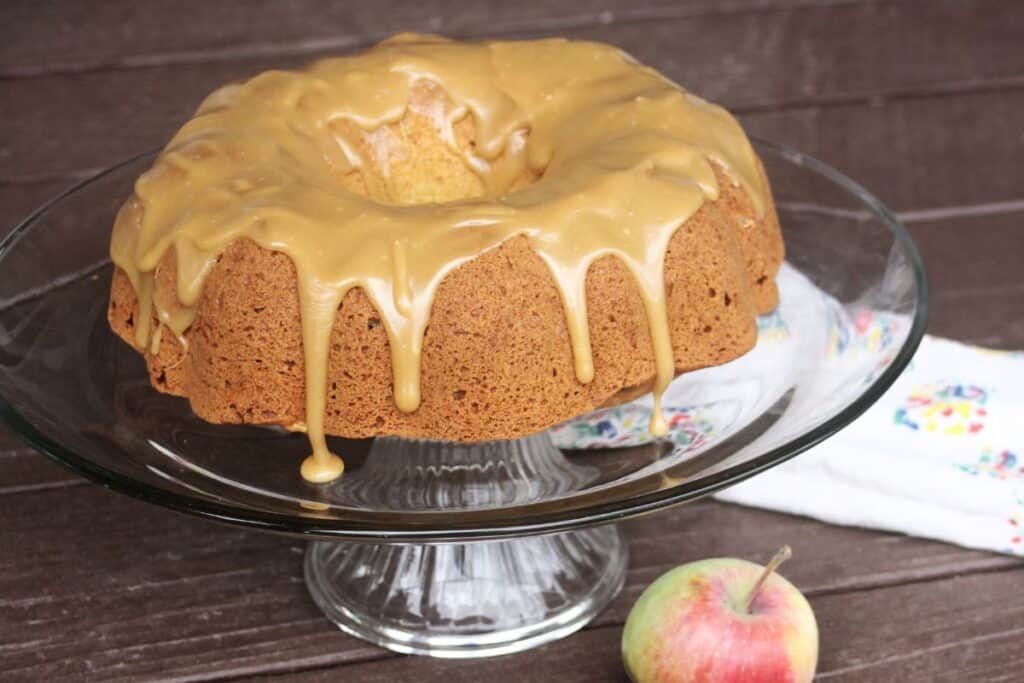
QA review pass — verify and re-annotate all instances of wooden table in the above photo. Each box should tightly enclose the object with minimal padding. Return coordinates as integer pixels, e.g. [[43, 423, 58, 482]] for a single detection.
[[2, 1, 1022, 680]]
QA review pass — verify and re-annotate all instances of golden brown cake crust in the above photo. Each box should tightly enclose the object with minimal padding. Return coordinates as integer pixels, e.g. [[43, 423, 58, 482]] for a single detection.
[[108, 158, 782, 441]]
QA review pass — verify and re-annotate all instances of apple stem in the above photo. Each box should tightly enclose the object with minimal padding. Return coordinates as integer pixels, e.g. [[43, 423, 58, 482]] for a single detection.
[[744, 545, 792, 613]]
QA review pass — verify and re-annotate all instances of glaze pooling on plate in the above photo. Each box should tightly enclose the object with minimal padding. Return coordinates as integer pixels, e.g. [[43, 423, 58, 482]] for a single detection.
[[109, 34, 767, 482]]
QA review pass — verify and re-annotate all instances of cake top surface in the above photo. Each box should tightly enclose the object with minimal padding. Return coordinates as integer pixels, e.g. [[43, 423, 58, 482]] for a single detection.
[[110, 34, 767, 481]]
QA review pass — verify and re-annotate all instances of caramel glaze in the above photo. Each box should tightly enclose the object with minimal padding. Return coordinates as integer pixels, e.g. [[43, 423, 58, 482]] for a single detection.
[[110, 34, 767, 483]]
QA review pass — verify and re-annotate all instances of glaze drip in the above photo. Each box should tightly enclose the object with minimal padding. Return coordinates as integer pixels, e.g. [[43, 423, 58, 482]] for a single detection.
[[110, 34, 766, 483]]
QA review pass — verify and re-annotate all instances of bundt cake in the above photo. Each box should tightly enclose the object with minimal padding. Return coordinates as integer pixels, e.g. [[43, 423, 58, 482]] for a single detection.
[[108, 34, 784, 482]]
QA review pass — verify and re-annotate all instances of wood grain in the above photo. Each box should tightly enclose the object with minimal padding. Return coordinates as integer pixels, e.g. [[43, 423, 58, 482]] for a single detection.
[[2, 0, 1023, 680], [6, 83, 1024, 216], [0, 179, 83, 229], [0, 0, 929, 76], [813, 568, 1024, 681], [740, 89, 1024, 213], [1, 480, 1020, 680], [3, 0, 1024, 189], [255, 567, 1024, 682], [910, 211, 1024, 347], [0, 449, 84, 494]]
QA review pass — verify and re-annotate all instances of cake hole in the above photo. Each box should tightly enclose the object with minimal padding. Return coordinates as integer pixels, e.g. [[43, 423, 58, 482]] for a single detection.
[[724, 293, 732, 306], [334, 81, 541, 207], [453, 389, 467, 400], [708, 287, 717, 298], [367, 317, 381, 330]]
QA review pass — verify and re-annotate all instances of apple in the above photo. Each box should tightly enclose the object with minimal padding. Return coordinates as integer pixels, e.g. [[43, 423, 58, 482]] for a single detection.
[[621, 546, 817, 683]]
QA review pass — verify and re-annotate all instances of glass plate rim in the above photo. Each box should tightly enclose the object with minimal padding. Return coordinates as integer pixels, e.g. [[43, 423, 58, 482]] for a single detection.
[[0, 138, 930, 541]]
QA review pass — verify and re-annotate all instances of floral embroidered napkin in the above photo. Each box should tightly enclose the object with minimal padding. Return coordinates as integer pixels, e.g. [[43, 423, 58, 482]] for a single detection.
[[714, 336, 1024, 556]]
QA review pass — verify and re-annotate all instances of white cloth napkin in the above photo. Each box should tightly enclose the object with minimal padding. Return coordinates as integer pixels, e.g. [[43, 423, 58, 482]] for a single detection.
[[715, 336, 1024, 556]]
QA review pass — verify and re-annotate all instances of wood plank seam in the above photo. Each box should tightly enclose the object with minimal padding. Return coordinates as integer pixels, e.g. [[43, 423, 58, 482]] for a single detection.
[[815, 627, 1024, 679], [804, 562, 1024, 598], [155, 651, 398, 683], [0, 0, 882, 80], [0, 478, 91, 496], [731, 74, 1024, 114], [196, 564, 1024, 681], [897, 200, 1024, 224], [4, 78, 1024, 188]]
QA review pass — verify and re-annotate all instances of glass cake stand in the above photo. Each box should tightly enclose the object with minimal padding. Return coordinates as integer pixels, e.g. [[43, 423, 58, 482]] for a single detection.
[[0, 140, 927, 658]]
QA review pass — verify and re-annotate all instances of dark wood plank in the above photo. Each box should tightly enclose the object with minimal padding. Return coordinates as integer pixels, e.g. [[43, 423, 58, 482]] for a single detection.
[[6, 83, 1024, 215], [0, 0, 884, 76], [814, 569, 1024, 681], [605, 0, 1024, 115], [273, 628, 625, 683], [0, 179, 80, 231], [739, 89, 1024, 213], [1, 479, 1019, 680], [908, 210, 1024, 298], [0, 486, 372, 681], [909, 210, 1024, 347], [931, 292, 1024, 350], [250, 567, 1024, 682], [0, 450, 84, 494], [2, 0, 1024, 192]]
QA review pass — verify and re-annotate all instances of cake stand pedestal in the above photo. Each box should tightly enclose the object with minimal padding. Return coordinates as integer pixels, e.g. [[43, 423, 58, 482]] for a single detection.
[[303, 432, 628, 658]]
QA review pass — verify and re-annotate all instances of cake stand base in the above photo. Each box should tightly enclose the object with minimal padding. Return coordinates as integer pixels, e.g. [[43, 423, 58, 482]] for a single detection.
[[305, 525, 627, 658], [303, 432, 628, 658]]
